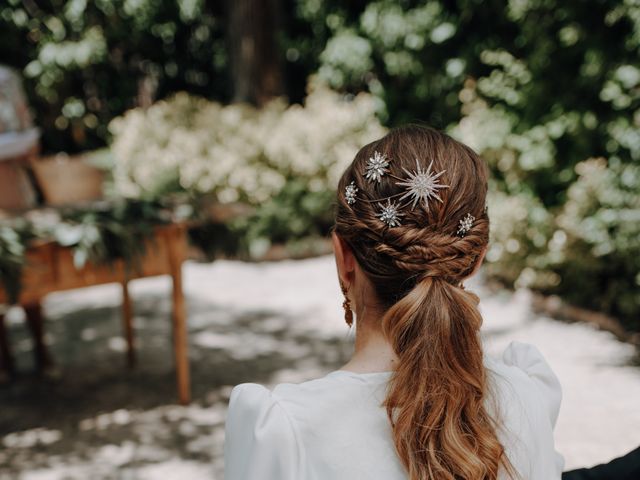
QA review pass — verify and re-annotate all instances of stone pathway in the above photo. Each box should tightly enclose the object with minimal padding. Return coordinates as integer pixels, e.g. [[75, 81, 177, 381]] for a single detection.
[[1, 255, 639, 479]]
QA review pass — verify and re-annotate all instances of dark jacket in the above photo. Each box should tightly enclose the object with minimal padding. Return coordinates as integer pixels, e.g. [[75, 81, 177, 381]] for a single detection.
[[562, 446, 640, 480]]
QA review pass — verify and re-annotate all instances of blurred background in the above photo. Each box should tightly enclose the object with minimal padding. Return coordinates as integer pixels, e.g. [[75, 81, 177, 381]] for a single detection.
[[0, 0, 639, 479]]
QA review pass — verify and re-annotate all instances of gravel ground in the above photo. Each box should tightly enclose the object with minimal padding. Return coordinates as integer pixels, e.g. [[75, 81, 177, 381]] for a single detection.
[[1, 255, 639, 479]]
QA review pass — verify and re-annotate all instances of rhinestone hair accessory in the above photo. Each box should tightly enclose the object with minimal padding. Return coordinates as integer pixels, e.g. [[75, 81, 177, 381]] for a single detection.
[[345, 150, 475, 233], [365, 150, 450, 227], [344, 181, 358, 205], [396, 158, 448, 211], [364, 151, 390, 183], [456, 213, 475, 236], [377, 199, 404, 227]]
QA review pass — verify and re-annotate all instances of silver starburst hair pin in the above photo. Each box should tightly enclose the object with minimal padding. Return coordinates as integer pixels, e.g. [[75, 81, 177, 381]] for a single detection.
[[364, 151, 390, 183], [377, 198, 404, 227], [395, 158, 449, 211], [348, 150, 475, 232], [457, 213, 475, 236], [344, 181, 358, 205]]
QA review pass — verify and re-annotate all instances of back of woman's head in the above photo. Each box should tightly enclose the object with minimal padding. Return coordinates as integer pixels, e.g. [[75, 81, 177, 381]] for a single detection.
[[334, 124, 510, 480]]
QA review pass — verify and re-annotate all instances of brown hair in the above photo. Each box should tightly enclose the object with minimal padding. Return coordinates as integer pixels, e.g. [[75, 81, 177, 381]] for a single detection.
[[334, 125, 512, 479]]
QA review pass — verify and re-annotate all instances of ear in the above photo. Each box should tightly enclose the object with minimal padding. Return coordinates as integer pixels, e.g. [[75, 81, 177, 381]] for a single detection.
[[332, 231, 356, 286]]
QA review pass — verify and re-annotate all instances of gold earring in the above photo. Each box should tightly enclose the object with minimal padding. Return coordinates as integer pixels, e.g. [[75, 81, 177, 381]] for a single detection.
[[339, 281, 353, 327]]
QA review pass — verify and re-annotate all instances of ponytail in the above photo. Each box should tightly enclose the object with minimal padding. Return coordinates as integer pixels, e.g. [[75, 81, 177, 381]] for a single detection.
[[381, 276, 510, 480], [333, 124, 514, 478]]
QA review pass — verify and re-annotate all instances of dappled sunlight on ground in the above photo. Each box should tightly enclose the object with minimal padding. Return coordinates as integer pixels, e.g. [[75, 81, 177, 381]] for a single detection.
[[1, 255, 639, 478]]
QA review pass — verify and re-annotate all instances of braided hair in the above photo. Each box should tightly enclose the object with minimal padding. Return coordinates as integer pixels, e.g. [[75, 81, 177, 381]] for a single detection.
[[333, 124, 514, 480]]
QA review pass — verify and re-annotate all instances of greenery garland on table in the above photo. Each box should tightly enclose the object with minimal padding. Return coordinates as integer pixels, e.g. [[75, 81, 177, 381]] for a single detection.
[[0, 197, 183, 305], [53, 198, 173, 270], [0, 220, 35, 304]]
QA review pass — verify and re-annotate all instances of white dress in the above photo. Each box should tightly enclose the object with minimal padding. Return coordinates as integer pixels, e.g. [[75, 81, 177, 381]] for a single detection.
[[224, 341, 565, 480]]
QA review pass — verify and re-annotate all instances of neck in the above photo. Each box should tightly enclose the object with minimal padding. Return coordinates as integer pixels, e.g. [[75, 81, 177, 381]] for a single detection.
[[340, 308, 400, 374]]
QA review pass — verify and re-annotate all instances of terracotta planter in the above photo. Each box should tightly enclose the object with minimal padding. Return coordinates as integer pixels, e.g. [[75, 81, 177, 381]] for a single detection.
[[31, 154, 104, 206]]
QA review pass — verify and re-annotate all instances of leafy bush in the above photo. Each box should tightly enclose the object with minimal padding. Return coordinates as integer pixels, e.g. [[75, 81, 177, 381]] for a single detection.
[[547, 158, 640, 330], [480, 156, 640, 330], [283, 1, 640, 329], [0, 220, 34, 303], [0, 0, 228, 152], [229, 179, 337, 258], [109, 81, 386, 253], [297, 0, 639, 204], [449, 67, 640, 329], [483, 189, 555, 290], [5, 0, 639, 328]]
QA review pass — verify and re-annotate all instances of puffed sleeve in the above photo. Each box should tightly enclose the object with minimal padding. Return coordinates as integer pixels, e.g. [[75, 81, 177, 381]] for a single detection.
[[500, 341, 565, 479], [224, 383, 303, 480], [502, 341, 562, 428]]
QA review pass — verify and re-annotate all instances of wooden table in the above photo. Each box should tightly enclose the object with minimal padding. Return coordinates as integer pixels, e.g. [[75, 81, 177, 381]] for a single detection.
[[0, 222, 191, 404]]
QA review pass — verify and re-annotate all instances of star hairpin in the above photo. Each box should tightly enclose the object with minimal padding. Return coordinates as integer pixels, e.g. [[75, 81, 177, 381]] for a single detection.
[[364, 151, 390, 183], [457, 213, 475, 236], [395, 158, 449, 211], [352, 153, 452, 228], [377, 198, 404, 227], [344, 181, 358, 205]]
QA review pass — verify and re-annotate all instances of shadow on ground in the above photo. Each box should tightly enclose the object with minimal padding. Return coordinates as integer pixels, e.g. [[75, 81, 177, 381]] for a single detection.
[[0, 286, 353, 479], [3, 259, 640, 478]]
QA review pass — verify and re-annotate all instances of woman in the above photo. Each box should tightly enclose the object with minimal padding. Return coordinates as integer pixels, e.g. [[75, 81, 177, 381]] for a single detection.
[[224, 125, 564, 479]]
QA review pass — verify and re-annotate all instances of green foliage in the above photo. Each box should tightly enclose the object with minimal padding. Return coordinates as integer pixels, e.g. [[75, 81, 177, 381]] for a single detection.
[[0, 220, 35, 304], [0, 198, 179, 303], [483, 189, 555, 289], [0, 0, 228, 152], [548, 158, 640, 330], [4, 0, 639, 327], [108, 82, 386, 255], [53, 198, 171, 271], [290, 0, 639, 202], [229, 179, 336, 258], [282, 0, 640, 328], [481, 156, 640, 330]]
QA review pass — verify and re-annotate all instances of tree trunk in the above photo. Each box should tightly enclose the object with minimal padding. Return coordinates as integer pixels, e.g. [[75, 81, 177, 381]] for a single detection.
[[227, 0, 284, 106]]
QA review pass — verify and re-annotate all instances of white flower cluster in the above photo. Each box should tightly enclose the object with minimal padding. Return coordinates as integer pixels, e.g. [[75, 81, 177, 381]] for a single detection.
[[109, 82, 386, 205]]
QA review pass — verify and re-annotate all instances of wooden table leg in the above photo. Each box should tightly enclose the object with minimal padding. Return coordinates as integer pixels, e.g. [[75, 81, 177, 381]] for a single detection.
[[168, 227, 190, 405], [0, 309, 15, 379], [121, 280, 136, 368], [24, 301, 54, 374]]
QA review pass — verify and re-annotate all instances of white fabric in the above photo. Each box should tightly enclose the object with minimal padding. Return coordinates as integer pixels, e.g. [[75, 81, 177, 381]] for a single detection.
[[0, 128, 39, 160], [224, 341, 564, 479]]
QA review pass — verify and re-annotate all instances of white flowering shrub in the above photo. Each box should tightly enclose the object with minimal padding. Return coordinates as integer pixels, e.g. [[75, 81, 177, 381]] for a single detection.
[[451, 80, 575, 188], [483, 189, 555, 290], [109, 82, 386, 205], [109, 81, 386, 256], [549, 158, 640, 329], [452, 79, 640, 330]]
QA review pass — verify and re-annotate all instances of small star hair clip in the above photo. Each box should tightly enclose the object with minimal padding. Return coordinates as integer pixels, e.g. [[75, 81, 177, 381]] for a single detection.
[[456, 213, 475, 237], [377, 198, 404, 227], [364, 151, 390, 183], [344, 181, 358, 205]]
